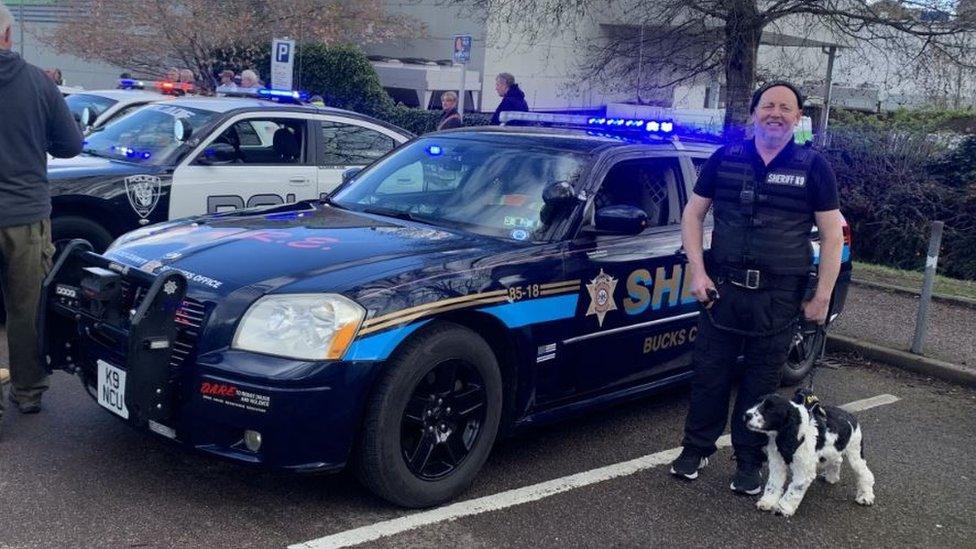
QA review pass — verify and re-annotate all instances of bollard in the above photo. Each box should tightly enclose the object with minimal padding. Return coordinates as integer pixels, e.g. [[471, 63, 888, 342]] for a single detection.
[[911, 221, 944, 355]]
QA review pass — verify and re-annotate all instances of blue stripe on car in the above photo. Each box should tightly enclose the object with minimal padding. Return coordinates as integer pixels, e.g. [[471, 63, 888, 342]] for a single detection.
[[477, 294, 579, 328], [813, 243, 851, 265], [345, 320, 430, 361]]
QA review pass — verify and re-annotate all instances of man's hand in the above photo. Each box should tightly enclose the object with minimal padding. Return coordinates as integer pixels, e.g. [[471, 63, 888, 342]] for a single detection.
[[803, 295, 830, 324], [689, 272, 717, 303]]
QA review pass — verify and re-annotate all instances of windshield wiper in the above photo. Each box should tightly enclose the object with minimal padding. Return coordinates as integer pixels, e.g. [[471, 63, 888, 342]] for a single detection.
[[363, 206, 417, 221]]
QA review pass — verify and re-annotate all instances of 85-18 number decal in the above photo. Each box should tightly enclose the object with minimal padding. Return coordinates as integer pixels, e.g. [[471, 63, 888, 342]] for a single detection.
[[207, 193, 297, 213]]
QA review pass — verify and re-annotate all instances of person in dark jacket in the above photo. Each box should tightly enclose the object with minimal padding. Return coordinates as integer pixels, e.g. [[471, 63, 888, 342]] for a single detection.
[[489, 72, 529, 125], [436, 91, 462, 131], [0, 1, 84, 426]]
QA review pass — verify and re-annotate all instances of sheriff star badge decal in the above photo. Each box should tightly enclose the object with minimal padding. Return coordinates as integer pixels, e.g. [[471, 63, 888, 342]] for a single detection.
[[586, 269, 618, 327]]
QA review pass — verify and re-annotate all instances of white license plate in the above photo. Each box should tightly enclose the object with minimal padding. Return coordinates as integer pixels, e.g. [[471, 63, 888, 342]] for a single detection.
[[97, 360, 129, 419]]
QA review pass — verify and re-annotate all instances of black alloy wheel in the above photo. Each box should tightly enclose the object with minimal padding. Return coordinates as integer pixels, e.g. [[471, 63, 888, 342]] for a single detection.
[[356, 322, 502, 508], [400, 359, 487, 480], [780, 321, 825, 386]]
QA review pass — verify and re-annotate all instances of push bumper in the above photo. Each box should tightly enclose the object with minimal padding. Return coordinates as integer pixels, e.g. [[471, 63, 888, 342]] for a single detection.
[[40, 242, 380, 471]]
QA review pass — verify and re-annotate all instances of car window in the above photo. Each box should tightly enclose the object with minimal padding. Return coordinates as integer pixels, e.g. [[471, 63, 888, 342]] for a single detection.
[[321, 121, 397, 166], [99, 103, 144, 126], [65, 93, 118, 121], [590, 157, 684, 230], [82, 104, 219, 165], [209, 118, 307, 165], [332, 136, 588, 242]]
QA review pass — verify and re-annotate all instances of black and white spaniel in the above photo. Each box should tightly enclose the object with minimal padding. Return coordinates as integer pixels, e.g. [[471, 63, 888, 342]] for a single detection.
[[744, 390, 875, 517]]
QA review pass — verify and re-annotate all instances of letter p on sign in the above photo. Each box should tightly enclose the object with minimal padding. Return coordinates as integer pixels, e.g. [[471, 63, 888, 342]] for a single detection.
[[276, 42, 291, 63]]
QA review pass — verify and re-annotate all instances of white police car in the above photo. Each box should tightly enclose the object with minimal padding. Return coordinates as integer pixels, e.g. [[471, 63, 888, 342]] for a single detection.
[[47, 90, 413, 251], [64, 79, 187, 132]]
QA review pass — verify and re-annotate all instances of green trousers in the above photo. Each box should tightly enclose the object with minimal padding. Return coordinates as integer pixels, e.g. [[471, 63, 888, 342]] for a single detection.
[[0, 219, 55, 413]]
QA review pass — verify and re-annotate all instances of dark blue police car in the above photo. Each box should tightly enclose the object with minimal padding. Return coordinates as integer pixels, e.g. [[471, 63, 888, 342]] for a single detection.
[[40, 114, 851, 507]]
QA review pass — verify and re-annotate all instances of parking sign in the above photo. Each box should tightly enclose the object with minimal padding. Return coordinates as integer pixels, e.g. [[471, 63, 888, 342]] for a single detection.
[[452, 34, 472, 64], [271, 38, 296, 90]]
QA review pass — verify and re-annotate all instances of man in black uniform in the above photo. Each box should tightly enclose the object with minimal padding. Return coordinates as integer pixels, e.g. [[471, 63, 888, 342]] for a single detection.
[[669, 81, 845, 494]]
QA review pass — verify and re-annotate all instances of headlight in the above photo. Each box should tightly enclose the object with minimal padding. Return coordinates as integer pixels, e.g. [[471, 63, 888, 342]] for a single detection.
[[232, 294, 365, 361]]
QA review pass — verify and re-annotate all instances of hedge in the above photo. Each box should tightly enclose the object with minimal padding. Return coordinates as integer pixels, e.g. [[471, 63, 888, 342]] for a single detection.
[[823, 121, 976, 280]]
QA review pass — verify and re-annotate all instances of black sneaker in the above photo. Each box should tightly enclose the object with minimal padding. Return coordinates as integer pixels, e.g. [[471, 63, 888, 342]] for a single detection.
[[730, 465, 763, 495], [670, 448, 709, 480]]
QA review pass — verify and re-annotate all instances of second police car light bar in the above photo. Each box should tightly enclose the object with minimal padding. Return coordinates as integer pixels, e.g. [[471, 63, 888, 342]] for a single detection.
[[118, 78, 196, 95], [498, 111, 675, 134], [215, 85, 310, 104]]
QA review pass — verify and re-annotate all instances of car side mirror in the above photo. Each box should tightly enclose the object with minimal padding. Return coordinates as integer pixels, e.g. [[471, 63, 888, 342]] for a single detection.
[[80, 107, 96, 128], [342, 167, 362, 183], [174, 118, 193, 142], [197, 142, 237, 165], [594, 205, 648, 235], [542, 180, 578, 205]]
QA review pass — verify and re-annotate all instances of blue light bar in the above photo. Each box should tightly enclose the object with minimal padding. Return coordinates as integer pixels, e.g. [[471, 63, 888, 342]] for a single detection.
[[500, 112, 677, 136], [584, 116, 674, 133], [118, 78, 145, 89], [256, 88, 311, 102]]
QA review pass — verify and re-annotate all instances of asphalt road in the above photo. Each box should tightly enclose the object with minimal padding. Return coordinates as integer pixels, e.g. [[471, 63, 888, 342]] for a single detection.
[[0, 350, 973, 549]]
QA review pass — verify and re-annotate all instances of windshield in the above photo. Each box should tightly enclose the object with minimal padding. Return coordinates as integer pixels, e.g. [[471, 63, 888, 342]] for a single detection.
[[331, 136, 589, 242], [82, 104, 219, 165], [65, 93, 118, 120]]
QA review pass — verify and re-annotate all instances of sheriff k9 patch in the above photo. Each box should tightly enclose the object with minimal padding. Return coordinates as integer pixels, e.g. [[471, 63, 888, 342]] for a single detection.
[[124, 174, 162, 218], [765, 169, 807, 188]]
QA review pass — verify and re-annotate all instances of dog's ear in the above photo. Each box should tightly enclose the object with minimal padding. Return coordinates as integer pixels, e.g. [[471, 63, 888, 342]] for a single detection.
[[775, 404, 803, 464]]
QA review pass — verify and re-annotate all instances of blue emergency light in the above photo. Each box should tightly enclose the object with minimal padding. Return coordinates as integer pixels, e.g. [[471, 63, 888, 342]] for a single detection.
[[256, 88, 310, 102], [111, 145, 151, 159], [118, 78, 146, 90], [426, 145, 443, 156], [586, 116, 673, 134]]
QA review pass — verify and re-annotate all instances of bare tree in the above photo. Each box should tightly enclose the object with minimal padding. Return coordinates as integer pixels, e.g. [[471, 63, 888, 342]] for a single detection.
[[467, 0, 976, 133], [39, 0, 423, 92]]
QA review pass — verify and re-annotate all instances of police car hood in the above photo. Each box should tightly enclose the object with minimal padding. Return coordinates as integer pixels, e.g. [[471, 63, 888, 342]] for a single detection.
[[48, 153, 153, 180], [103, 202, 501, 296]]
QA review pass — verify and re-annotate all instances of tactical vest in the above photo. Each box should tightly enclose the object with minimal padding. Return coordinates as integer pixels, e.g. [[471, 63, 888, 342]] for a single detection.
[[710, 142, 816, 276]]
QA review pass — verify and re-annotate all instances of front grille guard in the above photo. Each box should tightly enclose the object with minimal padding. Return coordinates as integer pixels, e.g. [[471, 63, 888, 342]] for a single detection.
[[39, 240, 188, 424]]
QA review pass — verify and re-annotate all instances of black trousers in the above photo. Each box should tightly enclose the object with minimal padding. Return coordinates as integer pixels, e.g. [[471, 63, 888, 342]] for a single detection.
[[681, 280, 804, 467]]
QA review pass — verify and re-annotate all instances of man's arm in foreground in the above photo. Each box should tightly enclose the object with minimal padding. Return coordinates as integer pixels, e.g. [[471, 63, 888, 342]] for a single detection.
[[804, 209, 845, 324], [681, 193, 714, 303]]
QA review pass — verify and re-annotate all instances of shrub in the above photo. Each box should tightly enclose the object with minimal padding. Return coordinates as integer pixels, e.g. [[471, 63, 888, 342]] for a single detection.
[[823, 126, 976, 279]]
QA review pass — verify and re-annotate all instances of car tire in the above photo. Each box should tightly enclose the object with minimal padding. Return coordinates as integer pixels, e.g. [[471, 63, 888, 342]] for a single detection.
[[355, 322, 503, 508], [780, 322, 825, 387], [52, 215, 114, 253]]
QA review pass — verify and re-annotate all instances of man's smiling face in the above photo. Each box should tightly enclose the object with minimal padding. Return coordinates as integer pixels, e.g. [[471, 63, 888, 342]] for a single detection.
[[752, 86, 802, 143]]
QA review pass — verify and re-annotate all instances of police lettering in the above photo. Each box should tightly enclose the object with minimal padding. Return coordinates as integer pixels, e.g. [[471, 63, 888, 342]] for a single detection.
[[643, 326, 697, 354], [766, 172, 806, 187], [624, 264, 697, 315]]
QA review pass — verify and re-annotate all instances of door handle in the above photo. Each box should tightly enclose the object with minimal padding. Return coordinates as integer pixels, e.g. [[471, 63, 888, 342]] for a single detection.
[[288, 178, 310, 185]]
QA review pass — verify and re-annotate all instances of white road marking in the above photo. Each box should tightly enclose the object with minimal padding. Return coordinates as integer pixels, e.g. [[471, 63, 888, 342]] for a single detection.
[[290, 393, 900, 549], [840, 394, 900, 412]]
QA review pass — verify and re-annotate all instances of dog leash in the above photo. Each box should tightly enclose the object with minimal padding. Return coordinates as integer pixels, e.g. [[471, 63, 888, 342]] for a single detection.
[[702, 289, 801, 338], [805, 324, 828, 391]]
